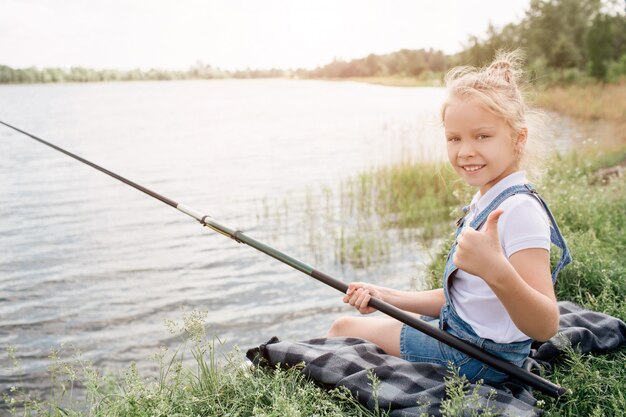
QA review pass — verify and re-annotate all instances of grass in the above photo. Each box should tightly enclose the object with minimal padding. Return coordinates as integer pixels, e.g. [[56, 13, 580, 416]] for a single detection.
[[536, 346, 626, 417], [329, 161, 463, 270], [5, 145, 625, 416], [342, 161, 471, 238], [253, 161, 466, 271], [4, 313, 381, 417], [3, 331, 506, 417], [535, 80, 626, 125]]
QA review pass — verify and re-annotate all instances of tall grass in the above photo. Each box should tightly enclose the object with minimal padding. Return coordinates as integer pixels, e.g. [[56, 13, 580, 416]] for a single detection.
[[332, 161, 465, 269], [255, 161, 467, 271], [535, 81, 626, 126], [3, 312, 382, 417], [346, 162, 466, 232]]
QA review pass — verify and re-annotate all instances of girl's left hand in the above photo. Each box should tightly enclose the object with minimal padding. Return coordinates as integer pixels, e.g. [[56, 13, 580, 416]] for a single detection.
[[452, 209, 509, 284], [343, 282, 385, 314]]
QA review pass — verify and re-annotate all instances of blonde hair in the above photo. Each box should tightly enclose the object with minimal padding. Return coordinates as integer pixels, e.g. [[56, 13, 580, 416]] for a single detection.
[[440, 49, 548, 182]]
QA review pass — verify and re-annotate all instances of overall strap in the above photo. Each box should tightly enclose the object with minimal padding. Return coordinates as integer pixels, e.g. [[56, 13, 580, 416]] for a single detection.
[[469, 184, 572, 283]]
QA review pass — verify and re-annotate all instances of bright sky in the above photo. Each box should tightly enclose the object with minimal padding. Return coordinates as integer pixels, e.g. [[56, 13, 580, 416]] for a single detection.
[[1, 0, 531, 71]]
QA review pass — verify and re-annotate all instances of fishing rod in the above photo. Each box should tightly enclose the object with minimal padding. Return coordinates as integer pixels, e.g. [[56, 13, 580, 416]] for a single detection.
[[0, 120, 567, 398]]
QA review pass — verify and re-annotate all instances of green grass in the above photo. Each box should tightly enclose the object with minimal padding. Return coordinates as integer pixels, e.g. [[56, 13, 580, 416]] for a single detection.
[[4, 314, 382, 417], [256, 161, 466, 271], [331, 162, 464, 269], [344, 162, 468, 235], [4, 146, 626, 416]]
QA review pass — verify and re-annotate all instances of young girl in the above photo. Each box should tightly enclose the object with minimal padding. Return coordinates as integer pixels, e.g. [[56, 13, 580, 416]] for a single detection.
[[327, 49, 572, 384]]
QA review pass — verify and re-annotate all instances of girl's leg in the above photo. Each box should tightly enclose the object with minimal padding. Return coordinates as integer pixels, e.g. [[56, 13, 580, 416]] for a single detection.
[[327, 316, 403, 357]]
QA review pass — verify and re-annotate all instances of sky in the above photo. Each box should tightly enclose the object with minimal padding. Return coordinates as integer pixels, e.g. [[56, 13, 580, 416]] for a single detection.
[[0, 0, 531, 71]]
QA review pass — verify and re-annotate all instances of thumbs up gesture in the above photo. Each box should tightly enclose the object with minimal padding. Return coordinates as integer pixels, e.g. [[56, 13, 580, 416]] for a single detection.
[[452, 208, 508, 283]]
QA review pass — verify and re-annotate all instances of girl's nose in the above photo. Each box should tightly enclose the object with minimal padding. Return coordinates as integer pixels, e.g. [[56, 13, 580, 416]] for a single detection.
[[458, 140, 476, 158]]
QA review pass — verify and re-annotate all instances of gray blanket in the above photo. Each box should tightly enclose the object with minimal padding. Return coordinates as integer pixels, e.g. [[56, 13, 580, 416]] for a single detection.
[[246, 301, 626, 416]]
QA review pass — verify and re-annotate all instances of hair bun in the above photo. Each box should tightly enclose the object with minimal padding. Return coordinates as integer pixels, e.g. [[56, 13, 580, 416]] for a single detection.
[[487, 49, 525, 85], [488, 61, 513, 83]]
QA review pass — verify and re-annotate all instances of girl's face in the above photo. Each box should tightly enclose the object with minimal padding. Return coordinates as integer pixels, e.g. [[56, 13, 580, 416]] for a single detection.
[[443, 98, 526, 195]]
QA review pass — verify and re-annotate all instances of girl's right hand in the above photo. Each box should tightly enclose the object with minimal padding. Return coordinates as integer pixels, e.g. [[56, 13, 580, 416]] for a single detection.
[[343, 282, 384, 314]]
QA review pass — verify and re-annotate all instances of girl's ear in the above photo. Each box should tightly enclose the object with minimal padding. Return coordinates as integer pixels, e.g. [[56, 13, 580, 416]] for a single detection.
[[514, 128, 528, 161], [516, 128, 528, 145]]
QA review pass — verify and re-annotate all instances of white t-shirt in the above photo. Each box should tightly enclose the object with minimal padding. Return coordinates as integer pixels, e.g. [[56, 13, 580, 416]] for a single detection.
[[449, 170, 551, 343]]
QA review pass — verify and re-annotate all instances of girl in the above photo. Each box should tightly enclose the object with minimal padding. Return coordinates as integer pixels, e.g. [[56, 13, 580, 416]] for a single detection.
[[327, 49, 571, 384]]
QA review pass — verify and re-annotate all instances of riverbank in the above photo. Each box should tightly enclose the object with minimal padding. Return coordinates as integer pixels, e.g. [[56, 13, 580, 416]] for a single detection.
[[536, 80, 626, 122], [316, 75, 441, 87], [339, 75, 626, 129], [4, 140, 625, 415]]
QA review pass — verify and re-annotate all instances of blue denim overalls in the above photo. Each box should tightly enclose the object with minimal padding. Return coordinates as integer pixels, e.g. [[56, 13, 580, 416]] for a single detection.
[[438, 183, 572, 383]]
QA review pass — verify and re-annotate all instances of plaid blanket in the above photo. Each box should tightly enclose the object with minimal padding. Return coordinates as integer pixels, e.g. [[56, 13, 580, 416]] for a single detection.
[[246, 301, 626, 416]]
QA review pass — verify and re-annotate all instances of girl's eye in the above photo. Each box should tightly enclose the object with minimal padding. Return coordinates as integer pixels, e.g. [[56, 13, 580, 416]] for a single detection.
[[447, 136, 460, 142], [477, 134, 489, 140]]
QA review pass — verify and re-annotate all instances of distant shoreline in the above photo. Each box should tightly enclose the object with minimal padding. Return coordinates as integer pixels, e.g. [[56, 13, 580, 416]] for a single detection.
[[0, 74, 438, 87], [313, 76, 441, 88]]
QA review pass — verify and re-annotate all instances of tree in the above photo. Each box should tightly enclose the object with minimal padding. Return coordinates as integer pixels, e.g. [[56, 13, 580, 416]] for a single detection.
[[586, 13, 615, 79], [523, 0, 602, 69]]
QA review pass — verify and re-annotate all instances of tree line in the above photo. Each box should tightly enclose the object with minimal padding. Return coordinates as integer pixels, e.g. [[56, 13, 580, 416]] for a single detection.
[[1, 0, 624, 85], [311, 0, 625, 84], [453, 0, 626, 84], [0, 64, 288, 84]]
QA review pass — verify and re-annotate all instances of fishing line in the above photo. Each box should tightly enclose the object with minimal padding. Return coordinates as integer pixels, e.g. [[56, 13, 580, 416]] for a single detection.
[[0, 119, 568, 398]]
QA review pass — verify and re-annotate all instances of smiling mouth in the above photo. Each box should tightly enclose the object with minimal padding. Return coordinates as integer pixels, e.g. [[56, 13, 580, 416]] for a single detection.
[[461, 164, 485, 173]]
